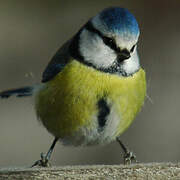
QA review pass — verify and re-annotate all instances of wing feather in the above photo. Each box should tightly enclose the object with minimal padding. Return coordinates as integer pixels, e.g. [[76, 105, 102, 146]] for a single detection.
[[42, 40, 72, 82]]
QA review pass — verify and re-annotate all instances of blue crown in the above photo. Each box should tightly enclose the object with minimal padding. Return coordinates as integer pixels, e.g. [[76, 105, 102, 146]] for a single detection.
[[99, 7, 139, 36]]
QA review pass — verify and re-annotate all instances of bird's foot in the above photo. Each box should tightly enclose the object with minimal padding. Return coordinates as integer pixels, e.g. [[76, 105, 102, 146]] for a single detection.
[[31, 153, 51, 167], [123, 150, 138, 165]]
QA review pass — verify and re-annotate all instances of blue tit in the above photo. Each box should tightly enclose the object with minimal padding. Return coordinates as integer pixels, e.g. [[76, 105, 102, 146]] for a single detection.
[[0, 7, 146, 166]]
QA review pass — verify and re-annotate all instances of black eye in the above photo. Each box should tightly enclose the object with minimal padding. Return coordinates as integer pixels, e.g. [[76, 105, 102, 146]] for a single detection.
[[103, 37, 113, 45], [102, 36, 117, 50], [130, 45, 136, 53]]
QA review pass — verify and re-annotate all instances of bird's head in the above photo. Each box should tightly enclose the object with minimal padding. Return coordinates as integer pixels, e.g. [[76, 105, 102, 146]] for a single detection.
[[70, 7, 140, 76]]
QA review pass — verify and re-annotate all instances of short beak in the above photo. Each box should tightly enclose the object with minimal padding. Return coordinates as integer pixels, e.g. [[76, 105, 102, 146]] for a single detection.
[[117, 50, 131, 63]]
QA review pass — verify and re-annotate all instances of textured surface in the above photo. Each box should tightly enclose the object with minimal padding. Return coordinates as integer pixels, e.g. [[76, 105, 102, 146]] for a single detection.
[[0, 163, 180, 180]]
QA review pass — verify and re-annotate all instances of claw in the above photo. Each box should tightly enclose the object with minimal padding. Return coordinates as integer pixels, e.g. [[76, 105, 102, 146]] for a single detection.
[[123, 150, 138, 165], [116, 137, 139, 165], [31, 153, 51, 167], [31, 138, 58, 168]]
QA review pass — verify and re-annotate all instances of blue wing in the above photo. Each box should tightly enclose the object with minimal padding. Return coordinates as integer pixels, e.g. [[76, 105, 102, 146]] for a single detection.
[[42, 40, 72, 83]]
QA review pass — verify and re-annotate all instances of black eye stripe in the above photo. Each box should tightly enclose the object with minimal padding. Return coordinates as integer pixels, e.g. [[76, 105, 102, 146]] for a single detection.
[[130, 45, 136, 53], [102, 36, 118, 52], [85, 22, 119, 52]]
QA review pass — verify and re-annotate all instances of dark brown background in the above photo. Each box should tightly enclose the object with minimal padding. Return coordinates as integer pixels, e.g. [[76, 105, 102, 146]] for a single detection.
[[0, 0, 180, 167]]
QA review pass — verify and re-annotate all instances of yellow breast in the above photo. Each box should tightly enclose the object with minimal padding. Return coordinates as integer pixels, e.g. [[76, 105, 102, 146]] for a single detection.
[[35, 60, 146, 144]]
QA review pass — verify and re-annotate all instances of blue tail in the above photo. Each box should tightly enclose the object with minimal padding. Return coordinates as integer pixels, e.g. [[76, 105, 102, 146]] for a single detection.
[[0, 86, 33, 98]]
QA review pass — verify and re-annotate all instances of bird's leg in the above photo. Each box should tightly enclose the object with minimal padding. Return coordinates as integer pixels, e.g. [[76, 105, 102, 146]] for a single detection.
[[116, 137, 138, 165], [32, 137, 58, 167]]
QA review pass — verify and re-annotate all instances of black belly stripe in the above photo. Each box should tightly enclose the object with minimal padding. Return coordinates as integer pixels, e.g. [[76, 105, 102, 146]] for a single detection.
[[97, 98, 110, 130]]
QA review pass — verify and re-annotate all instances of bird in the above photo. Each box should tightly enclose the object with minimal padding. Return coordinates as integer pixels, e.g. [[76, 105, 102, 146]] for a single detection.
[[0, 7, 146, 166]]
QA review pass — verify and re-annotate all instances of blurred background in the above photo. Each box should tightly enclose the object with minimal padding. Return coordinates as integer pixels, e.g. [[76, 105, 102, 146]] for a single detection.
[[0, 0, 180, 167]]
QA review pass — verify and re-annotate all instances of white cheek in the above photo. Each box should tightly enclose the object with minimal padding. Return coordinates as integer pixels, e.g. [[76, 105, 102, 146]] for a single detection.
[[79, 29, 116, 68], [121, 50, 140, 75]]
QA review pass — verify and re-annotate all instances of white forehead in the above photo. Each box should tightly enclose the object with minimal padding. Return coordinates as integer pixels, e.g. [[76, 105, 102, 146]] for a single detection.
[[115, 35, 138, 50], [92, 15, 139, 50]]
